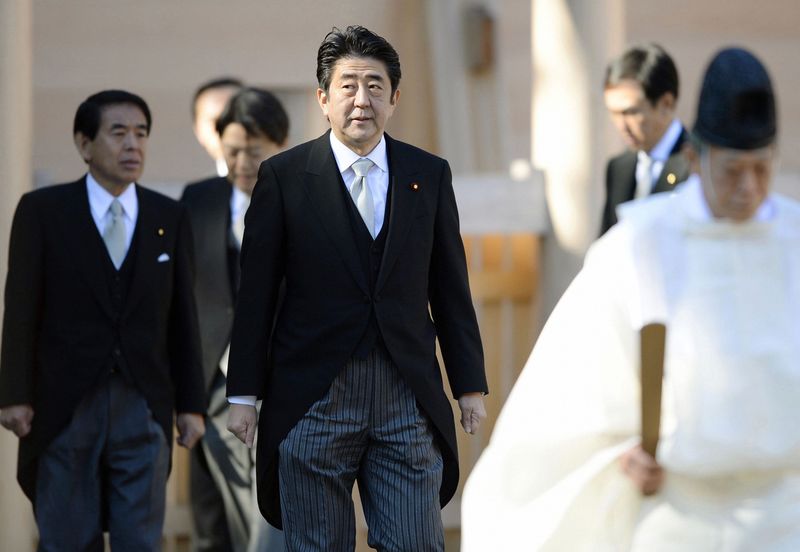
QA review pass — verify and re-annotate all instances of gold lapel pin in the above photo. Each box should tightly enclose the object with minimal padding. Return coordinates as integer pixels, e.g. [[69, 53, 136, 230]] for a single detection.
[[410, 182, 419, 191], [157, 228, 165, 236], [667, 173, 677, 185]]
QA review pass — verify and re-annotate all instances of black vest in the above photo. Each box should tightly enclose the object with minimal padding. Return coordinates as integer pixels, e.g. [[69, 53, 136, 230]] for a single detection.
[[342, 178, 392, 359], [100, 230, 138, 378]]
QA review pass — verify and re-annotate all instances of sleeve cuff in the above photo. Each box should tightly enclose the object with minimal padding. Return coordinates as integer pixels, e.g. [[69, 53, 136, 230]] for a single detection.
[[227, 395, 257, 406]]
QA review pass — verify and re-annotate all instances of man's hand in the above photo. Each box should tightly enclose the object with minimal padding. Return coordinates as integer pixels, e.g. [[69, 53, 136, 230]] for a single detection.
[[227, 403, 257, 448], [176, 413, 205, 449], [457, 392, 486, 435], [620, 444, 665, 495], [0, 404, 34, 438]]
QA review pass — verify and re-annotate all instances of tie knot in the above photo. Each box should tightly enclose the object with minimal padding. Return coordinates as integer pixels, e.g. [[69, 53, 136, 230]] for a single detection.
[[110, 199, 123, 217], [351, 158, 374, 178], [637, 150, 653, 167]]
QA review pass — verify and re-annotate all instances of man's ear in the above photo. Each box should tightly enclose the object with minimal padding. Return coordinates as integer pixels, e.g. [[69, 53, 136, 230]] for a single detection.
[[390, 88, 400, 106], [316, 88, 329, 116], [656, 92, 676, 114], [74, 132, 91, 164]]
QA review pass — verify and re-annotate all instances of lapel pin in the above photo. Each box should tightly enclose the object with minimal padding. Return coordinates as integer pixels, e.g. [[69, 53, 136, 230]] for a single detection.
[[667, 173, 677, 185], [157, 228, 165, 236], [410, 182, 419, 191]]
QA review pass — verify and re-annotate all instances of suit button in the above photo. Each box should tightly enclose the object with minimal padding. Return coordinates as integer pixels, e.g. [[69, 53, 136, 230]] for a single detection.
[[113, 348, 122, 357], [227, 307, 234, 316]]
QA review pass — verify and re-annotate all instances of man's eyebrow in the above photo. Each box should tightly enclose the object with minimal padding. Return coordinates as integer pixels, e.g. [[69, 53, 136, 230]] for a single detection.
[[109, 122, 148, 130], [339, 71, 385, 81]]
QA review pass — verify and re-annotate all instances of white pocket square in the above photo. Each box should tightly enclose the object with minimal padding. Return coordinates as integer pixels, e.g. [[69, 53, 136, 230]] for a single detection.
[[157, 253, 170, 263]]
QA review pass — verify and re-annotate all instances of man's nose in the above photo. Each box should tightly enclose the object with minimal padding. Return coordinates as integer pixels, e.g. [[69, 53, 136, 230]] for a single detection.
[[738, 169, 758, 195], [123, 131, 140, 149], [354, 84, 370, 107], [235, 151, 252, 171], [610, 113, 627, 134]]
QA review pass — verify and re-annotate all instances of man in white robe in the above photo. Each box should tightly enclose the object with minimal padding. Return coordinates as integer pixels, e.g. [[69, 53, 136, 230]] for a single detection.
[[462, 47, 800, 551]]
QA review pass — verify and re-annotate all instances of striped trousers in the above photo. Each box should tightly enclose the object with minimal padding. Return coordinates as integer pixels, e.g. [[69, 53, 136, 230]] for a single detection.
[[278, 348, 444, 551]]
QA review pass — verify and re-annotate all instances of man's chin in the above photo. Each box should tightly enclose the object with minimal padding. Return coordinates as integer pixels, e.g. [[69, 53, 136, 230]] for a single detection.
[[235, 180, 256, 195]]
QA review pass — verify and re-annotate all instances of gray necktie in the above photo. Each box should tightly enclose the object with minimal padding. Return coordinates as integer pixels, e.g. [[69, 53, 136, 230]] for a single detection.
[[635, 150, 654, 199], [103, 199, 126, 269], [350, 158, 376, 238]]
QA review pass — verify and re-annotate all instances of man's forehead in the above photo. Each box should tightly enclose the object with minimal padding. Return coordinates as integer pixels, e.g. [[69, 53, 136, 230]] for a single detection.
[[604, 80, 646, 108], [333, 56, 389, 79], [221, 124, 273, 146], [712, 145, 774, 162], [100, 103, 147, 125], [196, 86, 238, 109]]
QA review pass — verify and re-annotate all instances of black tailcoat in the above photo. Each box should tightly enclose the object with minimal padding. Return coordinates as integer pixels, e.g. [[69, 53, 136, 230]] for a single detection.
[[226, 132, 488, 527], [0, 178, 205, 501]]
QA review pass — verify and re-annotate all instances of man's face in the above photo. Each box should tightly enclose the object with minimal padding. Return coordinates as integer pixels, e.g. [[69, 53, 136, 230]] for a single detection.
[[604, 79, 675, 152], [317, 56, 399, 156], [700, 145, 774, 222], [221, 122, 283, 195], [75, 103, 148, 193], [193, 86, 239, 161]]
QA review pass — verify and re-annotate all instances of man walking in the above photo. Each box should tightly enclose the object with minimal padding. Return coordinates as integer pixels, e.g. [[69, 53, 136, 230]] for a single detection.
[[0, 89, 205, 551], [226, 26, 488, 551]]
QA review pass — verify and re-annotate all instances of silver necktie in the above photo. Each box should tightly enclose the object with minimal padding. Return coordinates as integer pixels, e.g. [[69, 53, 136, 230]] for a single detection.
[[350, 158, 376, 238], [103, 199, 126, 269], [635, 150, 654, 199]]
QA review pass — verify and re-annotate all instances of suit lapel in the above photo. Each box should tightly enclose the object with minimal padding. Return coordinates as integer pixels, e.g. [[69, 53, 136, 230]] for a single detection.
[[123, 185, 159, 317], [375, 136, 421, 294], [613, 151, 638, 204], [302, 133, 369, 294], [63, 178, 115, 319], [653, 128, 690, 194]]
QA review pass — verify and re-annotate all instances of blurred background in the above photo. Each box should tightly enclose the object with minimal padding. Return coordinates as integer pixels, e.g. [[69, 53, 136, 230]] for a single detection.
[[2, 0, 799, 549]]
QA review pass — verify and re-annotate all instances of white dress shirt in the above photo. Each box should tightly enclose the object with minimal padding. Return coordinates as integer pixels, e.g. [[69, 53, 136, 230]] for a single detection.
[[230, 185, 251, 247], [219, 186, 252, 381], [329, 131, 390, 237], [86, 172, 138, 256]]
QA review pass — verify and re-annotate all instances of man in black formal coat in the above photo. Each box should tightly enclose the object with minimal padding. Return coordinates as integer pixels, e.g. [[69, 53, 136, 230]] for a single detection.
[[0, 90, 205, 551], [600, 44, 691, 235], [226, 26, 488, 551], [182, 88, 288, 552]]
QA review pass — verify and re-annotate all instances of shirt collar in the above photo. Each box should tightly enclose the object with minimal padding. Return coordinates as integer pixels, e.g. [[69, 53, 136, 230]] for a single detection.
[[216, 157, 229, 177], [230, 185, 250, 215], [683, 173, 775, 222], [328, 132, 388, 174], [86, 172, 138, 221], [647, 119, 683, 162]]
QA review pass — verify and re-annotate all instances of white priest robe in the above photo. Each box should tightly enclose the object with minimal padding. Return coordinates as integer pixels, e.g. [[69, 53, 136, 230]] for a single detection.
[[462, 176, 800, 551]]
